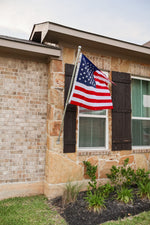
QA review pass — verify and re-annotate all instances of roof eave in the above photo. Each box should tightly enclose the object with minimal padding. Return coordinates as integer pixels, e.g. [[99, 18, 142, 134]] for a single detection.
[[0, 35, 61, 59], [30, 22, 150, 60]]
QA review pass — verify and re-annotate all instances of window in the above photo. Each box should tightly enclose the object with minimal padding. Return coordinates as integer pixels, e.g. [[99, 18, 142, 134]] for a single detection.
[[78, 70, 109, 150], [132, 77, 150, 147], [78, 107, 108, 149]]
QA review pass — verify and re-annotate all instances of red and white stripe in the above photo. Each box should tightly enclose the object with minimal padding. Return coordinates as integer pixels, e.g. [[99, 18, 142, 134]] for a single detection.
[[69, 70, 113, 110]]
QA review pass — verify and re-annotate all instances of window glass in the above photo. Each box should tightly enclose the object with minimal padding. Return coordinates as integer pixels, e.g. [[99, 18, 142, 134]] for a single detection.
[[132, 79, 141, 117], [79, 107, 106, 115], [142, 80, 150, 117], [132, 78, 150, 147], [132, 119, 150, 146], [79, 117, 105, 147]]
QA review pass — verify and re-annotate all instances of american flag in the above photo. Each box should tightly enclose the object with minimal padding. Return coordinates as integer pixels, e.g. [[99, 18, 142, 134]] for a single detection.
[[69, 54, 113, 110]]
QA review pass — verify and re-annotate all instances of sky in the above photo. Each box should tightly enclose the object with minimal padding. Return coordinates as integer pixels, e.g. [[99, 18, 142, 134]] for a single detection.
[[0, 0, 150, 45]]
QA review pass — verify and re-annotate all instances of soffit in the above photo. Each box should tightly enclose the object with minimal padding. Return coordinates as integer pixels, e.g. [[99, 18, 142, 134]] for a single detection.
[[0, 35, 61, 60], [30, 22, 150, 61]]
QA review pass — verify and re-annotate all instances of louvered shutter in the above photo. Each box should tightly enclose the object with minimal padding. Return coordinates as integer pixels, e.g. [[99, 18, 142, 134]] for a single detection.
[[63, 64, 77, 153], [112, 71, 131, 150]]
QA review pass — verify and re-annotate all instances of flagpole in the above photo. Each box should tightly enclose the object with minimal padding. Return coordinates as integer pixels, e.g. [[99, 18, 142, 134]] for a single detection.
[[56, 46, 82, 144]]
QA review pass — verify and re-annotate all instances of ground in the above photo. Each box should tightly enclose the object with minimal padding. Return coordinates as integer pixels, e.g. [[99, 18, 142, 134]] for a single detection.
[[50, 190, 150, 225]]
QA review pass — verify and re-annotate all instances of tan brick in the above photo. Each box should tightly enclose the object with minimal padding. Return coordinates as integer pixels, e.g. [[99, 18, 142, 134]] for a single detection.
[[111, 57, 120, 71], [54, 73, 64, 88], [119, 155, 134, 165], [63, 47, 75, 64], [44, 181, 64, 199], [102, 56, 111, 71], [54, 108, 63, 120], [134, 154, 148, 171], [49, 88, 64, 109], [120, 150, 132, 156], [145, 153, 150, 160], [44, 180, 87, 199], [0, 182, 44, 200], [120, 59, 130, 72], [66, 153, 77, 162], [100, 161, 118, 178], [45, 151, 83, 184], [51, 59, 63, 72], [0, 56, 48, 186], [47, 136, 52, 150], [48, 73, 54, 88], [47, 104, 54, 120], [50, 121, 61, 136]]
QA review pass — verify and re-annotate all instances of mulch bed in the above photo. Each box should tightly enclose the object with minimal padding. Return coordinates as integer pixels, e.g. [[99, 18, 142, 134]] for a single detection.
[[50, 189, 150, 225]]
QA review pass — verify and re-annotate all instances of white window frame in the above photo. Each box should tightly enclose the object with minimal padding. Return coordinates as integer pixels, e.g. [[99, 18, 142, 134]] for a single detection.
[[77, 108, 108, 151], [132, 76, 150, 149], [77, 71, 109, 151]]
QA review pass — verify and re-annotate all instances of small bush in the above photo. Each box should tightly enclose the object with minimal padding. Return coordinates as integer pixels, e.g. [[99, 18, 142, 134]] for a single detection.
[[83, 160, 97, 191], [84, 191, 105, 213], [138, 181, 150, 200], [107, 158, 150, 189], [106, 158, 136, 187], [84, 158, 150, 209], [116, 186, 133, 204], [83, 161, 108, 212], [98, 183, 114, 198], [135, 168, 150, 185]]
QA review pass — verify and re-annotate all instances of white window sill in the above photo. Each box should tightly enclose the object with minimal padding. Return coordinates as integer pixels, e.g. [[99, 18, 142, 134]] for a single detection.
[[132, 146, 150, 149]]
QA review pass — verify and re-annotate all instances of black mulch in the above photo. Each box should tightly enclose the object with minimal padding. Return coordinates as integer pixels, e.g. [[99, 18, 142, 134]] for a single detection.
[[50, 190, 150, 225]]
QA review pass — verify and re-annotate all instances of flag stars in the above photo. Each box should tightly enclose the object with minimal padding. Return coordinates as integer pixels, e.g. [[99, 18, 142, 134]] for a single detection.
[[77, 55, 97, 88]]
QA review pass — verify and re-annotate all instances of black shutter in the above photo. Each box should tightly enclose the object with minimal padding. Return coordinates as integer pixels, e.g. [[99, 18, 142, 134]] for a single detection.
[[112, 71, 131, 151], [64, 64, 77, 153]]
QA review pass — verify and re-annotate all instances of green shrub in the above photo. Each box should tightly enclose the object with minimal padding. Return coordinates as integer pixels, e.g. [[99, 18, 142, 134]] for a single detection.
[[135, 168, 150, 185], [106, 158, 136, 187], [83, 159, 150, 209], [98, 183, 114, 198], [116, 186, 133, 204], [83, 161, 108, 212], [107, 158, 150, 189], [83, 161, 97, 191], [138, 181, 150, 200], [84, 191, 105, 213]]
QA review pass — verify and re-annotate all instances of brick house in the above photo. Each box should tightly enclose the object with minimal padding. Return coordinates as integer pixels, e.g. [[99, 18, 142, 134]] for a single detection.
[[0, 22, 150, 199]]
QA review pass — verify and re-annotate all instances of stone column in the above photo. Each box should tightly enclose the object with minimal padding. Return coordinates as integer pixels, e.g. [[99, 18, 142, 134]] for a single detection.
[[44, 50, 83, 198]]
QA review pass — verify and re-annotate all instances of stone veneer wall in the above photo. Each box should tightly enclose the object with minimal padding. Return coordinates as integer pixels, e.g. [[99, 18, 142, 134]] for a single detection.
[[45, 46, 150, 198], [0, 55, 48, 199], [0, 46, 150, 200]]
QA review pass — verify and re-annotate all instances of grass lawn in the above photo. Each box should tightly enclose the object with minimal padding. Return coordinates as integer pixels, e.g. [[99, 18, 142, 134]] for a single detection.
[[0, 195, 67, 225], [102, 210, 150, 225], [0, 195, 150, 225]]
